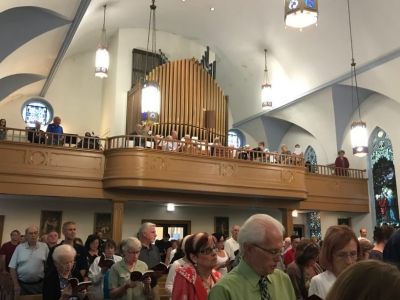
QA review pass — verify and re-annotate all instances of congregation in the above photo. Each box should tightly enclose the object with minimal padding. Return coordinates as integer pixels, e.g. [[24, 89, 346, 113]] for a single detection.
[[1, 214, 400, 300]]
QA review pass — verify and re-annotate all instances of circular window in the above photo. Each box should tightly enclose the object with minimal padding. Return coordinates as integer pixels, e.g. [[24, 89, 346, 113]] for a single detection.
[[21, 97, 53, 127], [228, 129, 245, 148]]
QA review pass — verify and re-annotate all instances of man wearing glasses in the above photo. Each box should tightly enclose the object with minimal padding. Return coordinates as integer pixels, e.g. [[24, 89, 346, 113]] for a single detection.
[[209, 214, 295, 300]]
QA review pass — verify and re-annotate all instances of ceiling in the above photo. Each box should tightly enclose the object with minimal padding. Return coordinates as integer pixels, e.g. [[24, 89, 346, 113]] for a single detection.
[[1, 0, 400, 124]]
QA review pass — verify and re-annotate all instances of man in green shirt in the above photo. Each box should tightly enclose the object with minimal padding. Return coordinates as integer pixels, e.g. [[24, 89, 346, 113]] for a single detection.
[[209, 214, 296, 300]]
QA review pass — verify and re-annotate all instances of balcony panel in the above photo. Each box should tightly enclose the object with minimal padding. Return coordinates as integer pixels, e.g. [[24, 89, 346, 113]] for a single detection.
[[103, 149, 308, 199]]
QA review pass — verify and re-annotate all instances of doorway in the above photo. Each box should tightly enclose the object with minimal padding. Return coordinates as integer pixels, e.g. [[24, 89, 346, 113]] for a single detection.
[[142, 219, 191, 240]]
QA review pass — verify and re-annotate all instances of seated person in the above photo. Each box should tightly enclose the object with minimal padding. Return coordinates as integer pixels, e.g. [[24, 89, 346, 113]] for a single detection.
[[27, 121, 45, 144], [180, 134, 194, 154], [77, 132, 100, 150], [0, 118, 7, 140], [211, 137, 223, 156], [250, 141, 267, 161], [46, 116, 64, 145]]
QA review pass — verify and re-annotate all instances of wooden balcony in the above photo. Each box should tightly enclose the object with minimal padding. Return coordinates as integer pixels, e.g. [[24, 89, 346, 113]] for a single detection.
[[0, 129, 369, 212]]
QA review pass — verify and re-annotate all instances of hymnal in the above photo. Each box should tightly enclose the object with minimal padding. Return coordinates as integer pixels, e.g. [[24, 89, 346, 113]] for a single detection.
[[98, 254, 114, 269]]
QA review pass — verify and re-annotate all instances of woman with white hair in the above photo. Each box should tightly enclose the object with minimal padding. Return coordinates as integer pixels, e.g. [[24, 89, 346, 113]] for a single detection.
[[43, 244, 83, 300], [109, 237, 155, 300]]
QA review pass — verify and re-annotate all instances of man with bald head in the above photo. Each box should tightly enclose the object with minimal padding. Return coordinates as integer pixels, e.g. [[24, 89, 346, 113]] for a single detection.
[[9, 225, 49, 296], [209, 214, 295, 300], [46, 116, 64, 145], [224, 225, 240, 262]]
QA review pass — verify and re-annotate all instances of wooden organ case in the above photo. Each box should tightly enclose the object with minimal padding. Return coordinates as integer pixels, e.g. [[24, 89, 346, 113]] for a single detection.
[[126, 58, 228, 144]]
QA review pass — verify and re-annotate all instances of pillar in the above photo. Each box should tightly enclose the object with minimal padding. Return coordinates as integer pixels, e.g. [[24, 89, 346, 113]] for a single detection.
[[281, 208, 293, 237], [112, 200, 125, 243]]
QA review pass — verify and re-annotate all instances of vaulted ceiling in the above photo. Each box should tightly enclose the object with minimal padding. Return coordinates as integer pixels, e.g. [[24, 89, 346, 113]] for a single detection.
[[1, 0, 400, 125]]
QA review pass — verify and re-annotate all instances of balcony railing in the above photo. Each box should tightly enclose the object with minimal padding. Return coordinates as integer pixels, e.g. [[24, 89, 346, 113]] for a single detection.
[[0, 127, 106, 151], [0, 128, 366, 179]]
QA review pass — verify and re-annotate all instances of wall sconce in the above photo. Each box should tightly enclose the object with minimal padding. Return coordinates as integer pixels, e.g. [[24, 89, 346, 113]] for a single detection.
[[167, 203, 175, 212]]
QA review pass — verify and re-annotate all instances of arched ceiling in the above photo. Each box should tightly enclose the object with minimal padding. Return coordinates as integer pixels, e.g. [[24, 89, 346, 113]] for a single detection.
[[2, 0, 400, 127]]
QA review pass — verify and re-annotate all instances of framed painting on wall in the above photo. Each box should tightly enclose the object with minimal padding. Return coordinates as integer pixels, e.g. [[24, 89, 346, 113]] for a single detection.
[[214, 216, 229, 237], [40, 210, 62, 236], [94, 213, 112, 239], [338, 217, 352, 227]]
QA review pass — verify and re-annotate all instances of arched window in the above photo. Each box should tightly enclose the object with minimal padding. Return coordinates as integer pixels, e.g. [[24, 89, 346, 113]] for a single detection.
[[370, 128, 399, 227], [304, 145, 317, 165], [227, 129, 245, 148], [21, 98, 53, 127]]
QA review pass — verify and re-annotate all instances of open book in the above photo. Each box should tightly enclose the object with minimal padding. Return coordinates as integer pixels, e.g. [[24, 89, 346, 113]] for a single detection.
[[130, 270, 155, 281], [98, 254, 114, 269], [130, 263, 169, 282], [68, 278, 92, 291]]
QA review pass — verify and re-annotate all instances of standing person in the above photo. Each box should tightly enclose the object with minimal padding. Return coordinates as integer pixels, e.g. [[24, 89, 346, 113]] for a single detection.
[[0, 229, 21, 272], [224, 225, 240, 266], [283, 234, 300, 267], [369, 224, 394, 260], [27, 121, 45, 144], [109, 237, 156, 300], [308, 225, 359, 299], [138, 222, 160, 269], [89, 239, 122, 300], [42, 244, 84, 300], [358, 227, 369, 241], [85, 234, 100, 266], [172, 233, 220, 300], [212, 233, 229, 276], [0, 118, 7, 140], [9, 225, 49, 296], [325, 260, 400, 300], [46, 221, 88, 279], [334, 150, 349, 176], [209, 214, 296, 300], [155, 233, 172, 264], [287, 239, 323, 300], [45, 230, 59, 249], [46, 116, 64, 145]]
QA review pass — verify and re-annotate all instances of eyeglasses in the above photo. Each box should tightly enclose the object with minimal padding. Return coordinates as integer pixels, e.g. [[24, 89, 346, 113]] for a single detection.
[[252, 244, 282, 256], [199, 247, 219, 255], [334, 251, 358, 260]]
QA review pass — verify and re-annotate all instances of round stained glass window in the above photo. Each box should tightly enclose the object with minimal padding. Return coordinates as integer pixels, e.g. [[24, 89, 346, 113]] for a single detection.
[[21, 97, 53, 127]]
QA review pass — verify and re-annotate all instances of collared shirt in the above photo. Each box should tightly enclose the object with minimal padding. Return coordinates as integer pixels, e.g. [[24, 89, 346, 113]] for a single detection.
[[139, 243, 160, 269], [89, 254, 123, 300], [224, 237, 239, 261], [0, 241, 19, 271], [208, 259, 295, 300], [9, 241, 49, 282], [109, 259, 148, 300]]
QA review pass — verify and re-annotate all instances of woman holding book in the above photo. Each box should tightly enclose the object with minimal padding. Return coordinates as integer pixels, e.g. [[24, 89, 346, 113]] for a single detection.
[[172, 232, 221, 300], [43, 244, 86, 300], [109, 237, 155, 300], [85, 234, 100, 266], [88, 239, 122, 300], [212, 232, 229, 276]]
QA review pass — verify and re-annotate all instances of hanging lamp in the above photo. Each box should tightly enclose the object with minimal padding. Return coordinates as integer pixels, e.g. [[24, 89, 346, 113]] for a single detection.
[[141, 0, 161, 125], [95, 5, 110, 78], [347, 0, 368, 157], [261, 49, 272, 109], [284, 0, 318, 30]]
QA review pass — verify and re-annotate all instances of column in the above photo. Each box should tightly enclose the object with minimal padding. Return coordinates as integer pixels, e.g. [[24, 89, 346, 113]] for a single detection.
[[280, 208, 293, 237], [112, 200, 125, 243]]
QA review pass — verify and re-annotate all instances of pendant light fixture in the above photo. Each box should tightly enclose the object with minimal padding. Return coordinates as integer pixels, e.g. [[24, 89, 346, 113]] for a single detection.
[[141, 0, 161, 125], [347, 0, 368, 157], [95, 5, 109, 78], [261, 49, 272, 109], [284, 0, 318, 30]]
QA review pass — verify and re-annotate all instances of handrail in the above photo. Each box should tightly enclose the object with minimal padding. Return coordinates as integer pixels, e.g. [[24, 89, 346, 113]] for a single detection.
[[0, 128, 366, 179]]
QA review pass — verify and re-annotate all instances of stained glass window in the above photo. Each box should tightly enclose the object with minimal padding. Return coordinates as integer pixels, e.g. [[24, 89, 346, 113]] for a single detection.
[[21, 99, 53, 127], [305, 146, 317, 165], [370, 128, 399, 227], [228, 129, 245, 148], [307, 211, 321, 239]]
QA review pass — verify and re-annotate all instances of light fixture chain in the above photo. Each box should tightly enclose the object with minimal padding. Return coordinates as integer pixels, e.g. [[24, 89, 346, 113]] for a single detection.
[[347, 0, 362, 121]]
